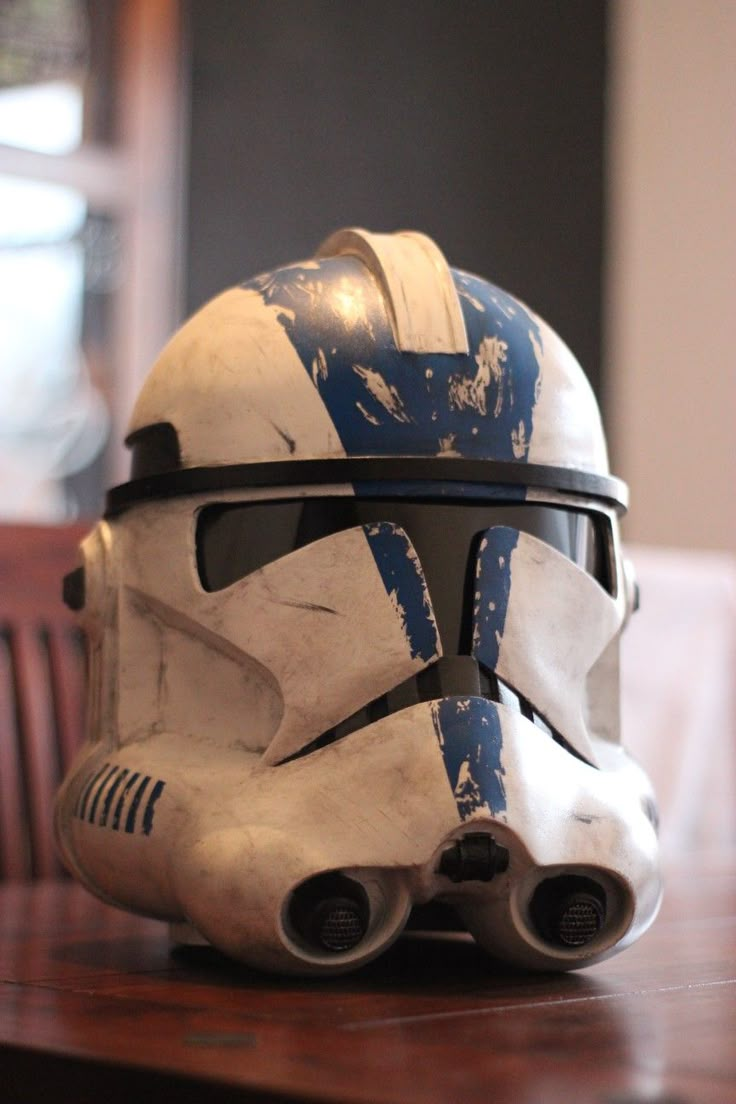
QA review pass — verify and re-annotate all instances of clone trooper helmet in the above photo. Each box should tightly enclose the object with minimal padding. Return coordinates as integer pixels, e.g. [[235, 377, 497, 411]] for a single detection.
[[56, 228, 661, 975]]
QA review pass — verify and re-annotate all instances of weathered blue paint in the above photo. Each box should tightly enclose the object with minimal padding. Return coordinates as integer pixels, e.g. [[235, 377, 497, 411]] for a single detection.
[[87, 763, 118, 824], [142, 780, 165, 837], [246, 259, 542, 467], [471, 526, 520, 673], [76, 761, 110, 819], [74, 764, 165, 835], [352, 480, 527, 502], [112, 771, 140, 831], [364, 522, 438, 664], [125, 775, 151, 834], [432, 697, 506, 819], [100, 767, 128, 827]]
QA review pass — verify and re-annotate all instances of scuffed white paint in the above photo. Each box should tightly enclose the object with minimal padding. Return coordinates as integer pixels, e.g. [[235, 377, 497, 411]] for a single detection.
[[356, 401, 381, 426], [387, 588, 409, 641], [437, 432, 460, 456], [490, 292, 517, 321], [454, 759, 482, 801], [526, 317, 608, 474], [311, 348, 328, 385], [128, 288, 346, 466], [456, 285, 485, 312], [353, 363, 413, 424], [511, 419, 528, 459], [449, 335, 508, 417], [331, 277, 374, 339]]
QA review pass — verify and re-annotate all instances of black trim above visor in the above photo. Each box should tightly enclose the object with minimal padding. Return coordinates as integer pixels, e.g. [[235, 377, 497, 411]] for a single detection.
[[104, 457, 628, 517]]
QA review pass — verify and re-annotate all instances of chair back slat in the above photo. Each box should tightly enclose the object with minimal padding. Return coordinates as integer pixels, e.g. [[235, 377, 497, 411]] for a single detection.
[[12, 621, 64, 878], [47, 623, 86, 775], [0, 627, 31, 879], [0, 524, 89, 880]]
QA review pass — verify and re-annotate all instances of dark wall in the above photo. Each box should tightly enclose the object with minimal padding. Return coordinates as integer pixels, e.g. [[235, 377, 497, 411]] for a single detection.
[[185, 1, 607, 395]]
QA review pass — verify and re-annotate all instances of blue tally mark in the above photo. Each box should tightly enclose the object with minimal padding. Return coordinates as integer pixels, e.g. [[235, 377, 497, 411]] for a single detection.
[[75, 763, 165, 837]]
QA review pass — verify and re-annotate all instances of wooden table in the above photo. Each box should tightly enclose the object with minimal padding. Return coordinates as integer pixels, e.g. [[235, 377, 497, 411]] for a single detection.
[[1, 855, 734, 1104]]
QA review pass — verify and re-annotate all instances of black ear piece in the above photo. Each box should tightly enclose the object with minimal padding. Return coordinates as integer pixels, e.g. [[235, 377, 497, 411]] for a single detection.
[[62, 566, 85, 610]]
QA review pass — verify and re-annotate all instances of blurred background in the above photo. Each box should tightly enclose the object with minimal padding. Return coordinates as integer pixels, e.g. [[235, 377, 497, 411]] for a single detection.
[[1, 0, 733, 555]]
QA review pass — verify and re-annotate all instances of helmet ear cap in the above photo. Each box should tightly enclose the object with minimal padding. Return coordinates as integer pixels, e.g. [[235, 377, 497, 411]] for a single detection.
[[126, 422, 181, 480]]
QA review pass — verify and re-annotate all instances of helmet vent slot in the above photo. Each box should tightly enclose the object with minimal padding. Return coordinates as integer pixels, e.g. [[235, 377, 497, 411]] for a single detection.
[[529, 875, 607, 949]]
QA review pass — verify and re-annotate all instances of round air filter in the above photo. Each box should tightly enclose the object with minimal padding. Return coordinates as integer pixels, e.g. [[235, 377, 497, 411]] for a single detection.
[[555, 893, 605, 947], [313, 899, 367, 952], [288, 872, 370, 954], [529, 874, 607, 950]]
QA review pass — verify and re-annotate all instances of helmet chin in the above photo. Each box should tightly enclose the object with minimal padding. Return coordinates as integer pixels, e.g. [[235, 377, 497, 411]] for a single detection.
[[55, 227, 659, 975]]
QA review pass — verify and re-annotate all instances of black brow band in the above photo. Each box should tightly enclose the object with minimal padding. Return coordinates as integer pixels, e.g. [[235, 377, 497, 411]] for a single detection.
[[105, 457, 628, 517]]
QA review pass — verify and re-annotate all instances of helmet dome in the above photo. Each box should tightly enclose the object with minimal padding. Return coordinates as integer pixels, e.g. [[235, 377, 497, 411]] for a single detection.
[[113, 228, 625, 516]]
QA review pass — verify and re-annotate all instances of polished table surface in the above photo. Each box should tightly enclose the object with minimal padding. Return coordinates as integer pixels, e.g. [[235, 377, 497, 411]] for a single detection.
[[1, 854, 734, 1104]]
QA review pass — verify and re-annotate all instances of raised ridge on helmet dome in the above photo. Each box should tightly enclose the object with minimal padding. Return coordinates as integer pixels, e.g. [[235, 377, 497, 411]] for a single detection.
[[316, 227, 469, 355], [126, 230, 610, 481]]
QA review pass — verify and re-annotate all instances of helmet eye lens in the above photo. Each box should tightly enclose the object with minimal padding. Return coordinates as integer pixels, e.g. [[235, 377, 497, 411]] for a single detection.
[[196, 497, 612, 653]]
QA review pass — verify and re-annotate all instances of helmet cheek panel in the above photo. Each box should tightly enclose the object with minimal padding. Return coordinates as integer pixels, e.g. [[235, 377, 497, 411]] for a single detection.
[[473, 529, 622, 765], [113, 509, 439, 764]]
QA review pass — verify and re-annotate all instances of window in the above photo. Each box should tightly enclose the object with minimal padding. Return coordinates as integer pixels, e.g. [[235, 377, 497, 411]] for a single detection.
[[0, 0, 184, 519]]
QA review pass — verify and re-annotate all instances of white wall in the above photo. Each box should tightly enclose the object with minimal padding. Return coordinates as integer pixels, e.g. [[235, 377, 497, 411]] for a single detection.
[[606, 0, 736, 554]]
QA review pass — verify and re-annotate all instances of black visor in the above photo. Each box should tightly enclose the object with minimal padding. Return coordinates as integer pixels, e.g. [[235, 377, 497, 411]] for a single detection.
[[196, 497, 612, 655]]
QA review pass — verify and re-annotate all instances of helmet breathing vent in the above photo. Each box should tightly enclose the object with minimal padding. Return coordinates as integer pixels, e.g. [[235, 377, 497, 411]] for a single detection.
[[317, 904, 367, 952], [288, 873, 370, 955], [529, 875, 607, 949], [556, 896, 605, 947]]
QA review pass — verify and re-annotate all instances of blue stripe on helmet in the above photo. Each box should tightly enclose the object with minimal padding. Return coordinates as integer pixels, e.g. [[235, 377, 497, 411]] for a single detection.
[[247, 259, 542, 465], [432, 697, 506, 820], [363, 522, 438, 664], [471, 526, 520, 673]]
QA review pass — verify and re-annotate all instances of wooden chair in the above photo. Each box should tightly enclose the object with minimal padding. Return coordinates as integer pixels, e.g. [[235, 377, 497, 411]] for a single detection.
[[0, 524, 89, 880]]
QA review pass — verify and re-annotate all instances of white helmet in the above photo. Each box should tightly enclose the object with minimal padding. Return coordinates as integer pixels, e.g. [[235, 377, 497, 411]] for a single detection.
[[56, 228, 660, 974]]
